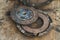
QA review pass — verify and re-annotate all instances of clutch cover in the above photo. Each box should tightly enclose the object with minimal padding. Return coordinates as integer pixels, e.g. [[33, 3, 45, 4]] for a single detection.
[[20, 0, 53, 8], [16, 10, 52, 37], [10, 6, 52, 37]]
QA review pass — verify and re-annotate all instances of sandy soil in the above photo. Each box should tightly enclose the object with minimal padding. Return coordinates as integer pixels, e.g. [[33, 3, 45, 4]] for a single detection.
[[0, 0, 60, 40]]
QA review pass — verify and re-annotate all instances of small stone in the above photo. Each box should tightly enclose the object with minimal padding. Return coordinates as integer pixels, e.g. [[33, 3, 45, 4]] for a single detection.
[[32, 4, 35, 6], [55, 25, 60, 32]]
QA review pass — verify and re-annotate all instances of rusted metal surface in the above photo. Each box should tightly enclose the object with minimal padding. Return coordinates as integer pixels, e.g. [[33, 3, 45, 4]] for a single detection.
[[15, 9, 52, 37], [10, 6, 38, 25], [0, 0, 60, 40], [20, 0, 53, 8], [10, 4, 52, 37]]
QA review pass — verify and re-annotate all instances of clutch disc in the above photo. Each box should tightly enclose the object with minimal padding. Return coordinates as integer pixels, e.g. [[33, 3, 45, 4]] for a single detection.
[[16, 12, 52, 37], [20, 0, 53, 8], [10, 6, 38, 25]]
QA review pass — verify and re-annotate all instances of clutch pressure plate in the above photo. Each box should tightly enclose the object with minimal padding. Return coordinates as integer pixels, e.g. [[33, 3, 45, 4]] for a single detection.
[[10, 6, 52, 37], [20, 0, 53, 8]]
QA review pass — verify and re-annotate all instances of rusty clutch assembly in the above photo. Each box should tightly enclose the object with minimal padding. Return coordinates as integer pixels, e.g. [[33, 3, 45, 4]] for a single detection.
[[10, 6, 52, 37], [7, 0, 53, 37]]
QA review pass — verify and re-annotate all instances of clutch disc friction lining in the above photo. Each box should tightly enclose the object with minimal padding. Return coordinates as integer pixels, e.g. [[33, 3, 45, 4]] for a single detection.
[[10, 6, 38, 25]]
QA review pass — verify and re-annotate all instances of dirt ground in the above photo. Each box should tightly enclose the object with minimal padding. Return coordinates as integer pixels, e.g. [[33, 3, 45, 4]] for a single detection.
[[0, 0, 60, 40]]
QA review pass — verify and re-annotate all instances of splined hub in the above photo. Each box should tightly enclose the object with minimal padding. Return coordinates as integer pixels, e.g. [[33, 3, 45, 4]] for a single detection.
[[16, 8, 33, 20], [10, 6, 52, 37]]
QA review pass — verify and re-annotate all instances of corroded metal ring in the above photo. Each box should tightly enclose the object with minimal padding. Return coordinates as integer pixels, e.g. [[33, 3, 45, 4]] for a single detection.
[[22, 13, 50, 34], [16, 13, 52, 37], [17, 24, 52, 37], [10, 6, 38, 25]]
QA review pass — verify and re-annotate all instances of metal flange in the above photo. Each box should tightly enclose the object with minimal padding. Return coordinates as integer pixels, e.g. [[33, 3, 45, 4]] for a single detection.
[[16, 12, 52, 37], [10, 6, 38, 25], [10, 5, 52, 37]]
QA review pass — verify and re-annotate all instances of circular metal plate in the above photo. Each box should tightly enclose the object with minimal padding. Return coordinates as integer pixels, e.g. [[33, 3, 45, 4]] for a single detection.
[[10, 6, 38, 25], [16, 13, 52, 37], [21, 0, 53, 8], [22, 13, 50, 34]]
